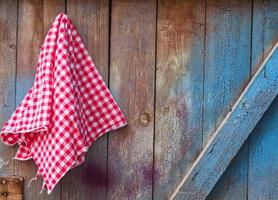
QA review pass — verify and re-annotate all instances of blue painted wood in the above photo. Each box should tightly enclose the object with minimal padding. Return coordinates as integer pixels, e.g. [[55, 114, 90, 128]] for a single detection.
[[249, 98, 278, 200], [204, 1, 252, 199], [248, 1, 278, 199], [251, 0, 278, 76], [207, 145, 249, 200], [170, 42, 278, 200], [154, 1, 205, 199]]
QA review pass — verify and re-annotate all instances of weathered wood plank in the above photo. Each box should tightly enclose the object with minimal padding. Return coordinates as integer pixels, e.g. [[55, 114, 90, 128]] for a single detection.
[[0, 0, 17, 176], [207, 145, 249, 200], [248, 98, 278, 200], [202, 0, 251, 147], [204, 1, 252, 199], [62, 0, 109, 199], [108, 0, 156, 199], [248, 1, 278, 199], [15, 0, 65, 199], [43, 0, 66, 35], [170, 41, 278, 200], [154, 0, 205, 199], [16, 1, 44, 198], [250, 0, 278, 76]]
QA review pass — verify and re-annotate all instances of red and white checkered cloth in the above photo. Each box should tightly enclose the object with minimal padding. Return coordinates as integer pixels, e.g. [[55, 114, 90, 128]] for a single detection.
[[1, 13, 127, 194]]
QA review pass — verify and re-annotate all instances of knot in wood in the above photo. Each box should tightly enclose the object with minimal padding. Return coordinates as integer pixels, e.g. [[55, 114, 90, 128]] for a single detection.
[[1, 179, 6, 185], [8, 43, 16, 49], [140, 112, 151, 126]]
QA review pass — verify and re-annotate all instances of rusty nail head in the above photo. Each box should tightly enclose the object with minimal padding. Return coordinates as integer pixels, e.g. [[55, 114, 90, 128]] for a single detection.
[[2, 192, 8, 197], [19, 177, 24, 182]]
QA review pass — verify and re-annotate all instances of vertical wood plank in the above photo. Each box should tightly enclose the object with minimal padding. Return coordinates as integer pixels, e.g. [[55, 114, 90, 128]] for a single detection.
[[108, 0, 156, 199], [248, 1, 278, 199], [43, 0, 66, 35], [15, 1, 44, 198], [251, 0, 278, 75], [154, 0, 205, 199], [62, 0, 109, 199], [16, 0, 43, 104], [204, 0, 252, 199], [15, 0, 65, 199], [0, 0, 17, 176]]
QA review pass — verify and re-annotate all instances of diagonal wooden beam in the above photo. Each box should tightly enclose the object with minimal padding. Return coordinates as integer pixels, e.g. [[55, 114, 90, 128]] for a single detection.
[[170, 41, 278, 200]]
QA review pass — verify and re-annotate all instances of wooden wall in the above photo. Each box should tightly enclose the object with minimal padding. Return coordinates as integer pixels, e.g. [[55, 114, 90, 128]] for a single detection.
[[0, 0, 277, 200]]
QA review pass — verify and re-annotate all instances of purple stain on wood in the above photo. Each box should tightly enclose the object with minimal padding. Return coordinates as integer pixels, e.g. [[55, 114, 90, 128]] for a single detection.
[[107, 162, 159, 198], [122, 163, 159, 198], [141, 163, 160, 188], [175, 96, 188, 133], [175, 96, 192, 156], [81, 161, 108, 187], [142, 165, 153, 187]]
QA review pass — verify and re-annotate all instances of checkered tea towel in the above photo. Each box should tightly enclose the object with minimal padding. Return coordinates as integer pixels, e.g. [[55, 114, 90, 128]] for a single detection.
[[1, 13, 127, 194]]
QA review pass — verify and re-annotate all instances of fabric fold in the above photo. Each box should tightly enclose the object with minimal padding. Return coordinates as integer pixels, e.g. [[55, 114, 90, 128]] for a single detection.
[[1, 13, 127, 194]]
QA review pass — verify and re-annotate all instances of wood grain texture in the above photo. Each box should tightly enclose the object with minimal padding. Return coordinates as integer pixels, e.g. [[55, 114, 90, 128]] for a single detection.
[[62, 0, 109, 199], [43, 0, 66, 35], [15, 1, 44, 198], [248, 98, 278, 200], [202, 0, 252, 146], [1, 1, 278, 199], [0, 0, 17, 177], [154, 0, 205, 199], [207, 144, 249, 200], [0, 176, 23, 200], [248, 1, 278, 199], [250, 0, 278, 75], [171, 42, 278, 200], [15, 0, 65, 199], [108, 0, 156, 199], [205, 1, 252, 199]]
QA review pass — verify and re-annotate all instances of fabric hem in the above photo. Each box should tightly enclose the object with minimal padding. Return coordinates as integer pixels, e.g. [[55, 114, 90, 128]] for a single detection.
[[1, 126, 48, 135]]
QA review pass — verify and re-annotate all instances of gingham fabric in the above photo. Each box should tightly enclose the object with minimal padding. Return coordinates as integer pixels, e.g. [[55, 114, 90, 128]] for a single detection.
[[0, 13, 127, 194]]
